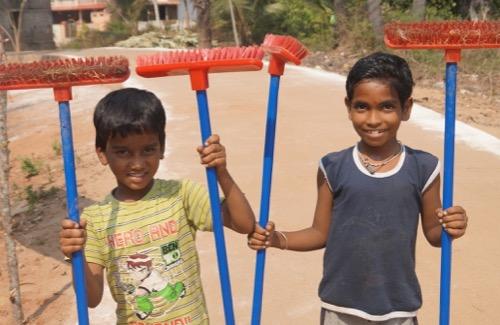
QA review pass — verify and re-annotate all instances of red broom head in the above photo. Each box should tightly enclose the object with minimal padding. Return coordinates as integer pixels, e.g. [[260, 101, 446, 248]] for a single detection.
[[0, 56, 130, 92], [384, 20, 500, 50], [261, 34, 309, 75], [136, 46, 264, 90]]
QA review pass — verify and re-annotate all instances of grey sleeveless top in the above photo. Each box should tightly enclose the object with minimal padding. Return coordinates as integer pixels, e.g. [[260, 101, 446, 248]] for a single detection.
[[318, 144, 440, 320]]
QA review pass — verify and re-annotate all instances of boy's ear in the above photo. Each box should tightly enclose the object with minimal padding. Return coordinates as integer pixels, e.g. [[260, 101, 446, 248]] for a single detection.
[[96, 147, 109, 165], [402, 97, 413, 121], [345, 97, 352, 120]]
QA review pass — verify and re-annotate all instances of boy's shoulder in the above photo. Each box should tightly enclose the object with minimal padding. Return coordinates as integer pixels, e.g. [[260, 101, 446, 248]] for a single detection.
[[404, 145, 439, 163], [321, 146, 355, 163], [82, 179, 197, 215]]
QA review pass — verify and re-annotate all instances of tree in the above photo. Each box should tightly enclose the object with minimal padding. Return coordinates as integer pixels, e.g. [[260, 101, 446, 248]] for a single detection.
[[0, 0, 27, 52], [367, 0, 383, 42], [111, 0, 149, 35], [212, 0, 252, 44], [151, 0, 161, 28], [21, 0, 55, 50], [411, 0, 427, 20], [457, 0, 473, 18], [0, 35, 24, 325], [182, 0, 191, 28], [332, 0, 347, 47], [228, 0, 240, 46], [194, 0, 212, 47], [469, 0, 491, 20]]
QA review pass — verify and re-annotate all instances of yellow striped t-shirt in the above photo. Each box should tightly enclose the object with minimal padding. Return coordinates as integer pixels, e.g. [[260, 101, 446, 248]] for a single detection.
[[84, 179, 213, 325]]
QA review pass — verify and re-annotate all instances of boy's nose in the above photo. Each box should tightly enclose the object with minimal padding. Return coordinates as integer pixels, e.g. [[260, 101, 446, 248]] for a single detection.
[[129, 156, 146, 169], [366, 110, 381, 126]]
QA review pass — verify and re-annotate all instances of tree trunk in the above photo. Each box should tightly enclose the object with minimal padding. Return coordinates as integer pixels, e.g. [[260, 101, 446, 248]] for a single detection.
[[469, 0, 491, 20], [411, 0, 426, 20], [20, 0, 55, 50], [457, 0, 473, 18], [228, 0, 239, 46], [182, 0, 191, 29], [151, 0, 162, 28], [194, 0, 212, 48], [333, 0, 347, 47], [367, 0, 383, 42], [12, 0, 27, 52], [0, 36, 24, 325]]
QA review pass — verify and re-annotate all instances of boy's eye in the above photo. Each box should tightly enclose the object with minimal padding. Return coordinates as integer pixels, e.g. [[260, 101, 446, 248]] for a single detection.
[[114, 149, 129, 156], [143, 147, 157, 155], [382, 105, 394, 111], [353, 103, 367, 110]]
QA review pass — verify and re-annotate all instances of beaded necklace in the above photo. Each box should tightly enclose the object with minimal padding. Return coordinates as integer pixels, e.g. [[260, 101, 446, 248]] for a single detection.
[[358, 143, 403, 174]]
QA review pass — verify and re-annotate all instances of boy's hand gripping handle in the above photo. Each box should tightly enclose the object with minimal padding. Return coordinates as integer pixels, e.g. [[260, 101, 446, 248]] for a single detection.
[[195, 90, 235, 325]]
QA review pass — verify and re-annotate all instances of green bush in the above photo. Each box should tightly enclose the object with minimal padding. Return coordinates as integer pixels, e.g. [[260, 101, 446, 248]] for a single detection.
[[25, 185, 59, 212], [21, 157, 42, 178], [52, 139, 61, 157], [63, 20, 130, 49]]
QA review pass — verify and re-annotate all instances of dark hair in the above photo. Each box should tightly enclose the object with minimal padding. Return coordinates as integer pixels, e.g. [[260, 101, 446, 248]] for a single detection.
[[345, 52, 414, 107], [94, 88, 166, 150]]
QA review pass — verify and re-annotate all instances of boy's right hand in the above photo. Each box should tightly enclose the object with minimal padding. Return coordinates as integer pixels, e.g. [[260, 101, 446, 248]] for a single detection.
[[247, 221, 276, 250], [59, 219, 87, 258]]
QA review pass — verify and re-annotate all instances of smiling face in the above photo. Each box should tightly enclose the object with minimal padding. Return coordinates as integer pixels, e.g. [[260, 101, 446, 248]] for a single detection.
[[97, 132, 164, 202], [346, 79, 412, 156]]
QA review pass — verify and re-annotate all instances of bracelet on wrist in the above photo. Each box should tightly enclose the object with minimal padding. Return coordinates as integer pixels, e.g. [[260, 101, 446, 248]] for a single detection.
[[274, 230, 288, 250]]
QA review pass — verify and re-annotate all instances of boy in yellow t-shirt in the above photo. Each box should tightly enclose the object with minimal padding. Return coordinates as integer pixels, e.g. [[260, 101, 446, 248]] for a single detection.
[[59, 88, 255, 324]]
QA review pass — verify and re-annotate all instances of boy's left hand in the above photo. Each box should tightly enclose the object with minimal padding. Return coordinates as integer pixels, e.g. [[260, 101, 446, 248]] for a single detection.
[[436, 206, 468, 239], [197, 134, 227, 171]]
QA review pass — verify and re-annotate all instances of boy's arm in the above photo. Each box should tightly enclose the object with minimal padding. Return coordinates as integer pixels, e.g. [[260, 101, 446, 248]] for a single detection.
[[421, 175, 468, 247], [197, 134, 255, 234], [218, 168, 256, 234], [421, 177, 443, 246], [249, 168, 332, 251], [60, 219, 105, 307], [85, 262, 105, 308]]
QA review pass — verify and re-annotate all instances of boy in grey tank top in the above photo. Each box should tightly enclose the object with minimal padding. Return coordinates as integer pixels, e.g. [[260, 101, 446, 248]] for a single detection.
[[248, 52, 468, 324]]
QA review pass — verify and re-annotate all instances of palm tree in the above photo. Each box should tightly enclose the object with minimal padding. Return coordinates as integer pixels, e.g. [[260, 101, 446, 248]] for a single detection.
[[194, 0, 212, 47]]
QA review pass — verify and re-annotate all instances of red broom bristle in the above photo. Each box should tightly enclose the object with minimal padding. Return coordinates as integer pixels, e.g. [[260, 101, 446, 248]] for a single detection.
[[136, 46, 264, 85], [136, 46, 264, 67], [262, 34, 309, 64], [385, 20, 500, 49], [0, 56, 129, 90]]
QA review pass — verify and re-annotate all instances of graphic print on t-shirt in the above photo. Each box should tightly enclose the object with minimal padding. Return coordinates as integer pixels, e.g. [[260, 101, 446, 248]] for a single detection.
[[116, 243, 186, 321]]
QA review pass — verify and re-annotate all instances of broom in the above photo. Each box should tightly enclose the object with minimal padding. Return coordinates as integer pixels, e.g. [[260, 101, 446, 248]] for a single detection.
[[251, 34, 308, 325], [384, 20, 500, 325], [136, 46, 264, 325], [0, 56, 130, 325]]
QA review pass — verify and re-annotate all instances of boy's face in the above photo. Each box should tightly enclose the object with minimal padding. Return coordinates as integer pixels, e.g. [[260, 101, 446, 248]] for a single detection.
[[345, 80, 412, 152], [96, 132, 164, 201]]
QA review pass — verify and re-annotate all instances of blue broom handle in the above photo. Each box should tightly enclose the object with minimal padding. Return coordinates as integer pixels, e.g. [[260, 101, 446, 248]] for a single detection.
[[440, 62, 456, 325], [195, 90, 235, 325], [251, 75, 281, 325], [58, 101, 89, 325]]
